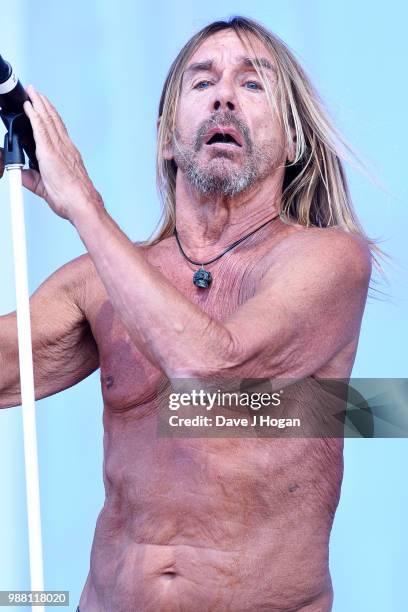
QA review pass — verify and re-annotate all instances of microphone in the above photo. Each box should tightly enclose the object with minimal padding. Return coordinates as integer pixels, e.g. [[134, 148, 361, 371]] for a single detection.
[[0, 54, 39, 170]]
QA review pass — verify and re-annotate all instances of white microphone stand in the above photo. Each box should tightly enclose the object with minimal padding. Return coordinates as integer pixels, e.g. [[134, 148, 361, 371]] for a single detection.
[[4, 124, 45, 612]]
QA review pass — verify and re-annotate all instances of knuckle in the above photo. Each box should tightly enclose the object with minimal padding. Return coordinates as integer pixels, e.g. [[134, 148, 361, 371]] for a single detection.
[[35, 121, 46, 134]]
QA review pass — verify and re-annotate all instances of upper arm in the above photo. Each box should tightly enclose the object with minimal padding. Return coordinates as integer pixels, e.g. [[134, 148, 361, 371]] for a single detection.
[[217, 228, 372, 379], [0, 253, 99, 408]]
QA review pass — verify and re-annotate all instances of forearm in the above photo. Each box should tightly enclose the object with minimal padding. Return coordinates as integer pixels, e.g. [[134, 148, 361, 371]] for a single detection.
[[72, 199, 236, 377]]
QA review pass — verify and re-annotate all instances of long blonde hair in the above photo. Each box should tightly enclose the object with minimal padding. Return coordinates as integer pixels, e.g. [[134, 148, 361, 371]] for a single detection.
[[150, 15, 385, 275]]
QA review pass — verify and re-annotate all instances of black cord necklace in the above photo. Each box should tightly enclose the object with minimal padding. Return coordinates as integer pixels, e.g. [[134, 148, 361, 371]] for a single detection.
[[174, 214, 280, 289]]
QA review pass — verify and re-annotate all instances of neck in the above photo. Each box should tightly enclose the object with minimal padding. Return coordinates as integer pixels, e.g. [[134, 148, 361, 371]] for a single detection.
[[174, 170, 284, 261]]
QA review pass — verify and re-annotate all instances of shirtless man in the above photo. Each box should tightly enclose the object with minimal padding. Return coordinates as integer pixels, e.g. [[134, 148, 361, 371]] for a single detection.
[[0, 16, 371, 612]]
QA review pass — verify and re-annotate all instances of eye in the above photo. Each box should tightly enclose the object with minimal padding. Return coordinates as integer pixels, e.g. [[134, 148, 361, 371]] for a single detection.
[[245, 81, 262, 91], [194, 80, 212, 90]]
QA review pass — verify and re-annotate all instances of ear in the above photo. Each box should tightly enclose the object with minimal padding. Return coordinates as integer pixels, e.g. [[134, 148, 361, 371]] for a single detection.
[[157, 117, 174, 161]]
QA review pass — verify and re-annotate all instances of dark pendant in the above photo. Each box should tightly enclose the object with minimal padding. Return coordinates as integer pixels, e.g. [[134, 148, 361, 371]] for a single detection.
[[193, 267, 212, 289]]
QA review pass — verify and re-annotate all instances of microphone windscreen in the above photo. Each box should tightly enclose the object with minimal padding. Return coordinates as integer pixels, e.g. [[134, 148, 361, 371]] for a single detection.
[[0, 55, 11, 83]]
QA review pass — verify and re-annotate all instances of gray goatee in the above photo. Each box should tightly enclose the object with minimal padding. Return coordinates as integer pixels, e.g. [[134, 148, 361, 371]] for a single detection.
[[172, 111, 279, 197]]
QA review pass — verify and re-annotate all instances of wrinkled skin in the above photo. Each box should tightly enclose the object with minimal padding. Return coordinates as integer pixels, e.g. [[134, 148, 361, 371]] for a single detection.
[[0, 29, 368, 612], [76, 229, 355, 612]]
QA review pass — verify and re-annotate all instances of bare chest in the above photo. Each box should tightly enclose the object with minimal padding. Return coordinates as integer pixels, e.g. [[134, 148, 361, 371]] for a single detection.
[[86, 239, 271, 412]]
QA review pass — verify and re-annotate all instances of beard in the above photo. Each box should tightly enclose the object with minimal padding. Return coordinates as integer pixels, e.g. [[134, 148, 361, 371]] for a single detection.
[[172, 111, 284, 197]]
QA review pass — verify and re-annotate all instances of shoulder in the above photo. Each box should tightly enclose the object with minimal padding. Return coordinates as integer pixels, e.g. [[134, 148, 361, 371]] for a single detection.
[[48, 239, 166, 310], [36, 252, 97, 314], [37, 252, 93, 291], [270, 224, 372, 284]]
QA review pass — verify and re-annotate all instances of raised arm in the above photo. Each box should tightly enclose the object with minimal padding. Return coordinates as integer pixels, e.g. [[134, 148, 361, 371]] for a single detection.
[[13, 85, 372, 385], [215, 228, 372, 379], [71, 209, 371, 382], [0, 254, 99, 408]]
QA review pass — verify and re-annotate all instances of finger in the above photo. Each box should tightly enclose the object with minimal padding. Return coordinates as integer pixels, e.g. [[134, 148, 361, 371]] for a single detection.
[[30, 87, 65, 138], [26, 84, 48, 115], [23, 98, 54, 146], [21, 168, 45, 197], [25, 85, 60, 141], [23, 98, 40, 127], [37, 91, 69, 140], [23, 100, 55, 164]]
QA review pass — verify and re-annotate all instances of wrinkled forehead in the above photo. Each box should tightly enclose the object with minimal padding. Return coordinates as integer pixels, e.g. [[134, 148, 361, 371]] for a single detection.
[[183, 29, 277, 79]]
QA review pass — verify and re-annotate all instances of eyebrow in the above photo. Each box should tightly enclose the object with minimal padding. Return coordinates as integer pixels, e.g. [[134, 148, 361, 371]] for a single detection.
[[184, 59, 214, 76], [239, 55, 277, 73], [184, 56, 277, 78]]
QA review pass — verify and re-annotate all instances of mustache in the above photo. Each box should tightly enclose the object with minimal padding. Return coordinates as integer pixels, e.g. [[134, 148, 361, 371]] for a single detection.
[[194, 111, 252, 153]]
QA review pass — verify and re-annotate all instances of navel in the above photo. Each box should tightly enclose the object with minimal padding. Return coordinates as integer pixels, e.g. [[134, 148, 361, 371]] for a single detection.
[[161, 571, 178, 580], [288, 483, 300, 493]]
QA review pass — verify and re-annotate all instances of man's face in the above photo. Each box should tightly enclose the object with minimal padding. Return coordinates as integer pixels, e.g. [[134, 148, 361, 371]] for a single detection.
[[169, 30, 288, 198]]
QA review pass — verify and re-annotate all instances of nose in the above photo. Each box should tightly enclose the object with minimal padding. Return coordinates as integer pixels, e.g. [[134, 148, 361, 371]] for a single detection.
[[213, 99, 235, 111], [212, 75, 237, 112]]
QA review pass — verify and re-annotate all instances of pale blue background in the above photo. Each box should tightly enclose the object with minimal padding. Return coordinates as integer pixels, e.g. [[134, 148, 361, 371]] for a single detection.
[[0, 1, 407, 610]]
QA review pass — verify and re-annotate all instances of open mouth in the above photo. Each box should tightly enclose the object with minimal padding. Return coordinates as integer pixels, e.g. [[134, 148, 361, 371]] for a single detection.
[[205, 132, 242, 147]]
